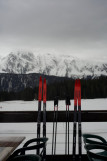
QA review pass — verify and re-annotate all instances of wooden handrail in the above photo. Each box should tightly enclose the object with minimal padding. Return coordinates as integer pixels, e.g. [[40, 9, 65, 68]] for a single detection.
[[0, 110, 107, 122]]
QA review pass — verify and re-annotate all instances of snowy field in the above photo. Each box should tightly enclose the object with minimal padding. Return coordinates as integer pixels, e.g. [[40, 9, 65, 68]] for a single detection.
[[0, 98, 107, 154]]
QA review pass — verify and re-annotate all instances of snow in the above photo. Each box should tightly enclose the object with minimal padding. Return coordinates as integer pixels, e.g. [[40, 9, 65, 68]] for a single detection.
[[0, 99, 107, 154], [0, 98, 107, 111], [0, 52, 107, 77]]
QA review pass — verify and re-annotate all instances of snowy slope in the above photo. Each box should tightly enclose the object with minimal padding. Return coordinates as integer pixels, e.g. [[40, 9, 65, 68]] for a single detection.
[[0, 51, 107, 78]]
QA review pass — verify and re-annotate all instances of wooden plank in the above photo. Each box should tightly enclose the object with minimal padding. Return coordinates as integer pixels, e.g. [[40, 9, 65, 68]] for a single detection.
[[0, 137, 25, 147], [0, 137, 25, 161], [0, 111, 107, 122], [0, 147, 13, 161], [46, 154, 89, 161]]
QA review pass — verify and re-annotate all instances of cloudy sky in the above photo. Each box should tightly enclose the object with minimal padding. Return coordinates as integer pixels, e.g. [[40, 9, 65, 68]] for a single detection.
[[0, 0, 107, 60]]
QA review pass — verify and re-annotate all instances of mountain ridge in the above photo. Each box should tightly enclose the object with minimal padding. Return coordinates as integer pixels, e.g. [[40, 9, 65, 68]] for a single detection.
[[0, 51, 107, 78]]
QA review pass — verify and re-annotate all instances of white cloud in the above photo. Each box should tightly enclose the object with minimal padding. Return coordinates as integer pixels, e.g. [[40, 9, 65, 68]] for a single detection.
[[0, 0, 107, 60]]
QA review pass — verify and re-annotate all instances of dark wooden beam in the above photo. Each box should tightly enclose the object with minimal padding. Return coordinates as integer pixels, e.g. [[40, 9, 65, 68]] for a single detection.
[[0, 110, 107, 123], [46, 154, 89, 161]]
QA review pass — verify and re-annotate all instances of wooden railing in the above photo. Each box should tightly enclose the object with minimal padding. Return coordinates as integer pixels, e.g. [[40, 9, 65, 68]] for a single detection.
[[0, 110, 107, 122]]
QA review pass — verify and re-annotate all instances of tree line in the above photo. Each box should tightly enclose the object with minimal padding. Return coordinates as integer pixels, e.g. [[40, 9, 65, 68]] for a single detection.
[[0, 76, 107, 101]]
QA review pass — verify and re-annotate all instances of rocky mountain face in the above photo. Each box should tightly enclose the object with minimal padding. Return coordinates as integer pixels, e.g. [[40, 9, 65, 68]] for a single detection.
[[0, 51, 107, 78]]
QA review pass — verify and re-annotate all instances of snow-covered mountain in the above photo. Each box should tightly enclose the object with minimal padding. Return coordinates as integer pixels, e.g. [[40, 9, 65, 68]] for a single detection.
[[0, 51, 107, 78]]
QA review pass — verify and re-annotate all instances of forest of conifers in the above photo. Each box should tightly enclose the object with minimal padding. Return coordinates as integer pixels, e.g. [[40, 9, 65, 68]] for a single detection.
[[0, 76, 107, 101]]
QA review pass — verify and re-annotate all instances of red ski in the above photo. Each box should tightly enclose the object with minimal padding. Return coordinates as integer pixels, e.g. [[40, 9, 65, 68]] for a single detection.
[[78, 79, 82, 161], [43, 78, 47, 160], [73, 79, 82, 161], [37, 76, 42, 155]]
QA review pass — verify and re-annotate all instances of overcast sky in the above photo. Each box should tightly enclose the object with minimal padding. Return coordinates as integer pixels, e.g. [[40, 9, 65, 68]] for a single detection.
[[0, 0, 107, 60]]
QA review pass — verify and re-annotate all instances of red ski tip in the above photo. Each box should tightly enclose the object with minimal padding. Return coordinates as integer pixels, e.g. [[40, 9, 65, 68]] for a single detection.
[[40, 76, 42, 81], [44, 78, 46, 84], [38, 76, 42, 101], [43, 78, 47, 103], [78, 79, 81, 106]]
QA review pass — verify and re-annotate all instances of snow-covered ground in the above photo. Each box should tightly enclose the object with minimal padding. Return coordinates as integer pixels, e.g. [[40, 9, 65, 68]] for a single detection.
[[0, 98, 107, 111], [0, 99, 107, 154]]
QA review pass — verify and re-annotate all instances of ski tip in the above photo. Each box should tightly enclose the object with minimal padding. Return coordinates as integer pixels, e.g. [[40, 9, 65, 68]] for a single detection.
[[54, 96, 58, 106], [78, 79, 81, 106], [77, 79, 81, 89], [39, 76, 42, 81], [38, 76, 42, 101], [44, 78, 46, 84], [79, 79, 81, 86], [74, 79, 81, 106], [43, 78, 47, 103], [75, 79, 77, 86], [77, 79, 79, 89]]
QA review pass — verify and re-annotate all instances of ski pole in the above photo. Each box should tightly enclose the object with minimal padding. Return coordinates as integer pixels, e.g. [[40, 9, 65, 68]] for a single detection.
[[52, 97, 58, 155], [54, 104, 58, 155], [52, 110, 54, 155], [65, 95, 71, 155], [73, 80, 78, 161], [68, 104, 69, 155], [65, 104, 67, 155]]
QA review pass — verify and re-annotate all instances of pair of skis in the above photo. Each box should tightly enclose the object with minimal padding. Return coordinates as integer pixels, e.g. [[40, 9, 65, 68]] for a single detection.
[[37, 76, 47, 160], [73, 79, 82, 161]]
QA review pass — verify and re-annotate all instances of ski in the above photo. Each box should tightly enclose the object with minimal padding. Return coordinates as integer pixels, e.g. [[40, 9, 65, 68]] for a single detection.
[[52, 96, 58, 156], [78, 79, 82, 161], [43, 78, 47, 161], [73, 80, 78, 161], [73, 79, 82, 161], [65, 95, 71, 155], [37, 76, 42, 155]]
